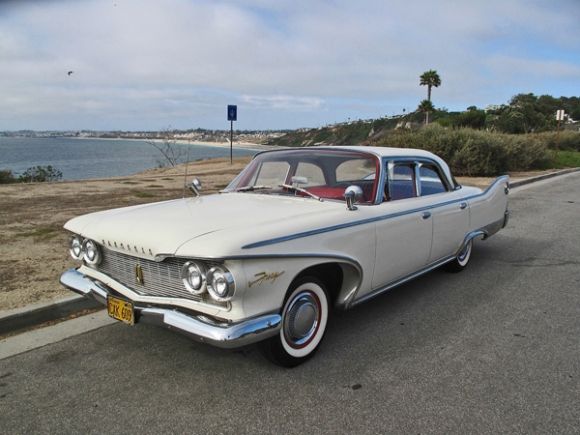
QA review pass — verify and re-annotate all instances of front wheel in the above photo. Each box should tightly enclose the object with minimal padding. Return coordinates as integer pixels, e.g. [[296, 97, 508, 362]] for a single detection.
[[445, 239, 473, 273], [261, 277, 329, 367]]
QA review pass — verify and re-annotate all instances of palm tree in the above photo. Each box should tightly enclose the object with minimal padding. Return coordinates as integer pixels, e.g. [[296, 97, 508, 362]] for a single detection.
[[418, 99, 435, 125], [420, 70, 441, 102]]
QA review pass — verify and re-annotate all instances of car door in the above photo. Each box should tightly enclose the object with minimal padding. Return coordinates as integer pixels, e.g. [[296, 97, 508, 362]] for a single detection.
[[417, 164, 470, 263], [371, 161, 432, 289]]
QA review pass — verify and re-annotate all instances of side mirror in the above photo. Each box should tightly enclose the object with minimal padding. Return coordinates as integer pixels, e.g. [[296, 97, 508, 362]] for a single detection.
[[188, 178, 202, 197], [344, 185, 363, 211], [291, 176, 308, 187]]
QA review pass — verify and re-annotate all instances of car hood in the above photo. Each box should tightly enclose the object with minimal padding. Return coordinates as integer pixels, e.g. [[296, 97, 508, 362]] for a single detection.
[[64, 192, 348, 259]]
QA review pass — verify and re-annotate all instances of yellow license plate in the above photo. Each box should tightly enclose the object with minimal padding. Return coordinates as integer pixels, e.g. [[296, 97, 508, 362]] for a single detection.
[[107, 296, 134, 325]]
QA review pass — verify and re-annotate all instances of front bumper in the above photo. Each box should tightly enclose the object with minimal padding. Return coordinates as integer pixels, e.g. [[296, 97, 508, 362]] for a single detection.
[[60, 268, 281, 349]]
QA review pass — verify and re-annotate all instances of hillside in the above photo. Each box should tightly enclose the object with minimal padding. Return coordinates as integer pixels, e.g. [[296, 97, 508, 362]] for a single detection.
[[265, 114, 423, 147], [266, 93, 580, 148]]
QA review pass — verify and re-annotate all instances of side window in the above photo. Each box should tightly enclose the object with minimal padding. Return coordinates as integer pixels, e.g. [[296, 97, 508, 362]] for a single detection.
[[389, 164, 416, 200], [419, 165, 447, 196], [295, 162, 325, 186], [253, 161, 290, 186]]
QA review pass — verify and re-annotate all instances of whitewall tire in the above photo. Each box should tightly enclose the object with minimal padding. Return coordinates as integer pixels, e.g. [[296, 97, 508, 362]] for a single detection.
[[261, 277, 329, 367], [445, 239, 473, 273]]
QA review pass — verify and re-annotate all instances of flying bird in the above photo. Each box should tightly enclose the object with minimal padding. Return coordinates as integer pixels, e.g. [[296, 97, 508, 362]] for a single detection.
[[67, 71, 74, 76]]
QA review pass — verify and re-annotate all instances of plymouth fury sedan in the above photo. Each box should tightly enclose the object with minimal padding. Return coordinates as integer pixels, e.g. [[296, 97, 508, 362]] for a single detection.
[[61, 146, 509, 366]]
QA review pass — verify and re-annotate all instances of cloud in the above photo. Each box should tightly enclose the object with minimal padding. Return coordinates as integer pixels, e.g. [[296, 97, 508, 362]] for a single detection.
[[0, 0, 579, 129], [241, 95, 323, 110]]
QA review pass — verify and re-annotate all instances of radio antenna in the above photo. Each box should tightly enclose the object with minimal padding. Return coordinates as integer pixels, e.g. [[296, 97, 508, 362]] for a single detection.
[[182, 142, 191, 198]]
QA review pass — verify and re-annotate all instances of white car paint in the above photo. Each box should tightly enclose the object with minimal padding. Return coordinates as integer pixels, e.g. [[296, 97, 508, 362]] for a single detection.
[[63, 146, 509, 325]]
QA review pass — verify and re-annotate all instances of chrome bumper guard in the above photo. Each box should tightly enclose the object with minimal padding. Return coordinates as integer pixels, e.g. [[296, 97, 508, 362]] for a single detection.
[[59, 268, 281, 349]]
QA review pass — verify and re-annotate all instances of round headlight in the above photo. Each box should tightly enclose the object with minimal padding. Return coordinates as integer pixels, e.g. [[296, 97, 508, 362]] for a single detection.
[[181, 261, 206, 295], [69, 235, 84, 260], [82, 239, 101, 266], [206, 266, 235, 302]]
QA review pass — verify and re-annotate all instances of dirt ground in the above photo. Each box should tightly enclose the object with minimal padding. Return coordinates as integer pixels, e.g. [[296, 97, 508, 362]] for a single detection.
[[0, 157, 250, 311], [0, 158, 553, 311]]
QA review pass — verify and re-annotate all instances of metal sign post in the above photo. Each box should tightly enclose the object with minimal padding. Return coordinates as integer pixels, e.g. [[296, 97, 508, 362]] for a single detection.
[[227, 105, 237, 164]]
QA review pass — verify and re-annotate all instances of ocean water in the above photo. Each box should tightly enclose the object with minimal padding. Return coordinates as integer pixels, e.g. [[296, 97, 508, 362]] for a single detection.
[[0, 137, 256, 180]]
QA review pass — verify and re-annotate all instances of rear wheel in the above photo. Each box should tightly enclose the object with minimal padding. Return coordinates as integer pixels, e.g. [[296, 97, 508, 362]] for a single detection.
[[445, 239, 473, 273], [261, 277, 329, 367]]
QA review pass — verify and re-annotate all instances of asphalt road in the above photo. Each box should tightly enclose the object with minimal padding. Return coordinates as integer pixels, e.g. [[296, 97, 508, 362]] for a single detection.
[[1, 173, 579, 434]]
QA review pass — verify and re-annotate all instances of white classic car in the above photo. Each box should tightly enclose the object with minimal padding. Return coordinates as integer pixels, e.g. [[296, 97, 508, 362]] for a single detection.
[[61, 146, 509, 366]]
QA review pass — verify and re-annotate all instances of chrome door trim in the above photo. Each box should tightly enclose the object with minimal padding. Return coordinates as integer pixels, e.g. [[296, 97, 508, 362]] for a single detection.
[[242, 176, 509, 250], [348, 255, 455, 307]]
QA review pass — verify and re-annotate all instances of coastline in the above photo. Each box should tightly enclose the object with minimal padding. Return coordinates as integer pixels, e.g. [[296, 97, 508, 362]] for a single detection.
[[1, 136, 276, 182], [69, 135, 276, 151]]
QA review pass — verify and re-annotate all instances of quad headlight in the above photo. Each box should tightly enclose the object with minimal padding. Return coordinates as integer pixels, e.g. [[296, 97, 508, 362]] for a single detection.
[[82, 239, 101, 266], [181, 261, 207, 295], [206, 266, 235, 302], [69, 235, 101, 266], [180, 262, 235, 302], [69, 235, 84, 260]]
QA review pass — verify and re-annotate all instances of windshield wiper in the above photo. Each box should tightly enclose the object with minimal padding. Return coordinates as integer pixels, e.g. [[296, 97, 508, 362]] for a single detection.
[[279, 184, 322, 201], [233, 185, 272, 192]]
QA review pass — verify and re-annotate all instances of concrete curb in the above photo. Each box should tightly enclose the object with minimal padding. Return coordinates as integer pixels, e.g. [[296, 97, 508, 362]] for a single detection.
[[0, 294, 101, 336], [509, 167, 580, 188], [2, 166, 578, 337]]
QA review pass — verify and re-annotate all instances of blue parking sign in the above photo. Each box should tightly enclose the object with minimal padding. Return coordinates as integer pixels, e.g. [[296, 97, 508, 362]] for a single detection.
[[227, 105, 237, 121]]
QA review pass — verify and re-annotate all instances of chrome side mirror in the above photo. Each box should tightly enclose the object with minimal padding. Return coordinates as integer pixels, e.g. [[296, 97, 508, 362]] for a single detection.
[[344, 185, 363, 211], [188, 178, 202, 197], [291, 176, 308, 187]]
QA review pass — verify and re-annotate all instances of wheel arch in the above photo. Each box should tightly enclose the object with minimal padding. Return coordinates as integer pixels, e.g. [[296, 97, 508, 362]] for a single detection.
[[288, 260, 362, 310]]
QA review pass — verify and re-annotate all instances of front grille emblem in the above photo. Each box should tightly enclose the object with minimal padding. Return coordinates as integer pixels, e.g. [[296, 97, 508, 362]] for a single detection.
[[135, 264, 145, 285]]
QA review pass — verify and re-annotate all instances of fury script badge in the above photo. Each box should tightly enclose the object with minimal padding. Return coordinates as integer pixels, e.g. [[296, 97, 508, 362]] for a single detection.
[[248, 271, 285, 288]]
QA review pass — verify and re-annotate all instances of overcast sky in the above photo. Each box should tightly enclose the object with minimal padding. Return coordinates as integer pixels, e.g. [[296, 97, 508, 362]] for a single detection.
[[1, 0, 579, 131]]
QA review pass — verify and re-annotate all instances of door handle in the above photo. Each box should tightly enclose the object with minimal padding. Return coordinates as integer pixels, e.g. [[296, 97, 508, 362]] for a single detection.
[[422, 211, 431, 219], [459, 202, 467, 210]]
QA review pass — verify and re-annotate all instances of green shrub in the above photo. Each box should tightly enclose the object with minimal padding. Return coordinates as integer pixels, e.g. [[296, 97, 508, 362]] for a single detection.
[[530, 131, 580, 151], [0, 169, 16, 184], [374, 125, 551, 176], [17, 165, 63, 183]]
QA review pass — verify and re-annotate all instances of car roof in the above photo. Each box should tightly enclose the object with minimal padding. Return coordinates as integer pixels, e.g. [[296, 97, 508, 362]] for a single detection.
[[332, 145, 440, 160]]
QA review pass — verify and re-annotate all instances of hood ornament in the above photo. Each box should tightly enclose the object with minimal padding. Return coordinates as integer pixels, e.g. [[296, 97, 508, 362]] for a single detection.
[[188, 178, 202, 197]]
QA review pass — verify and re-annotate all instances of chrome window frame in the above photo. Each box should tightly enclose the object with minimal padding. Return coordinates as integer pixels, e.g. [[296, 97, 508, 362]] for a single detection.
[[382, 157, 454, 203]]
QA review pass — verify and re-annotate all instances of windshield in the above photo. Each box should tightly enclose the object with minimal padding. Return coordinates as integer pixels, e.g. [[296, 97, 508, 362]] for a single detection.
[[225, 148, 379, 204]]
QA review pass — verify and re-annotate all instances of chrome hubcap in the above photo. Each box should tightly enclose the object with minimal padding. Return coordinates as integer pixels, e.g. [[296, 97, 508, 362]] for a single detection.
[[284, 291, 320, 348]]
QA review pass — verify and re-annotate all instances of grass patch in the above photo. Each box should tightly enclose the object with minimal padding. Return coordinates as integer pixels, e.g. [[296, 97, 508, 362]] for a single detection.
[[161, 177, 174, 181], [133, 191, 156, 198], [146, 184, 164, 188], [548, 150, 580, 168], [121, 181, 140, 185], [17, 226, 59, 241]]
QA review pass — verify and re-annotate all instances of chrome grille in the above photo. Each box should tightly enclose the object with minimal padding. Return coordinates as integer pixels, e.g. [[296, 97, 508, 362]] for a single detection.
[[96, 247, 221, 304]]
